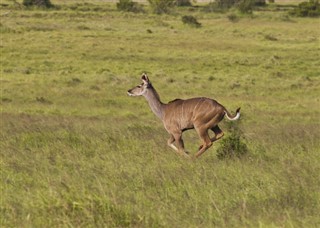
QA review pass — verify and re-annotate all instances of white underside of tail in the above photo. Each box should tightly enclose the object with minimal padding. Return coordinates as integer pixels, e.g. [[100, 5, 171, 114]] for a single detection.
[[225, 111, 240, 121]]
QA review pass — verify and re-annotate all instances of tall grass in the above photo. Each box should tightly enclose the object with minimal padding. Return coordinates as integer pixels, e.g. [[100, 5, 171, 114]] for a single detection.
[[1, 1, 320, 227]]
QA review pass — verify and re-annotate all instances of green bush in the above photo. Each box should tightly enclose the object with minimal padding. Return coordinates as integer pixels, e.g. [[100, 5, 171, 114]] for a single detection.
[[216, 122, 248, 160], [181, 15, 201, 27], [23, 0, 53, 8], [116, 0, 144, 13], [289, 0, 320, 17], [148, 0, 175, 14]]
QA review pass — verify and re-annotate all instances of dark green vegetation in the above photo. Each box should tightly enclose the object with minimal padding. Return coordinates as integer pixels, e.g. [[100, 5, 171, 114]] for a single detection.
[[23, 0, 53, 8], [1, 0, 320, 227], [289, 0, 320, 17], [181, 15, 202, 27], [117, 0, 144, 13]]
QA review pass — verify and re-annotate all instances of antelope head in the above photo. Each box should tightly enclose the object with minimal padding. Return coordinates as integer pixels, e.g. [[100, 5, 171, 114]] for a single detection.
[[127, 73, 151, 96]]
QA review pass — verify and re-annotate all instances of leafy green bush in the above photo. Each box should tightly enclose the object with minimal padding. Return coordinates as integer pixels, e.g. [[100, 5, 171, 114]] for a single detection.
[[181, 15, 201, 27], [216, 122, 248, 160], [148, 0, 175, 14], [117, 0, 144, 13], [289, 0, 320, 17], [23, 0, 53, 8]]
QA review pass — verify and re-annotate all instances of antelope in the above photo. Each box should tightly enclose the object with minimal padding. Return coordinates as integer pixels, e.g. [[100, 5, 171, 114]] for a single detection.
[[127, 73, 241, 158]]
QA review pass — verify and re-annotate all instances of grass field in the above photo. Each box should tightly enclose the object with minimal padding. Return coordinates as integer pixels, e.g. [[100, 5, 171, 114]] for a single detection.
[[1, 1, 320, 227]]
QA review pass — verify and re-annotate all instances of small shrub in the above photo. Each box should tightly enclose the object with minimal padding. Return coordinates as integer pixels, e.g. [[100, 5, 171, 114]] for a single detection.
[[181, 15, 201, 28], [203, 0, 265, 13], [176, 0, 192, 7], [227, 13, 239, 22], [264, 34, 278, 41], [237, 0, 254, 14], [116, 0, 144, 13], [216, 122, 248, 160], [217, 0, 238, 9], [254, 0, 266, 6], [202, 2, 222, 13], [148, 0, 175, 14], [77, 25, 90, 30], [289, 0, 320, 17], [67, 78, 82, 86], [36, 97, 52, 104], [23, 0, 53, 8], [203, 0, 237, 12], [208, 76, 215, 81]]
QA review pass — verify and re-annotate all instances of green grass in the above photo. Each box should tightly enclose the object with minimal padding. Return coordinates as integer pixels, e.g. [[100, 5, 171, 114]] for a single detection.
[[1, 1, 320, 227]]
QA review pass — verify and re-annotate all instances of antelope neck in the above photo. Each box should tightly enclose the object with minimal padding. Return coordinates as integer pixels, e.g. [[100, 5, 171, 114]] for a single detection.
[[143, 86, 165, 120]]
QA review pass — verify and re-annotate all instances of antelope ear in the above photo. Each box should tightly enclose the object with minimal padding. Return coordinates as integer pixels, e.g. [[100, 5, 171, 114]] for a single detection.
[[141, 73, 150, 84]]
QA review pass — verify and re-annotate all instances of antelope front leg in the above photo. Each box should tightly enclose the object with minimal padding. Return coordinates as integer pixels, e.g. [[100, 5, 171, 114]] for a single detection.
[[167, 135, 178, 152], [172, 132, 190, 158]]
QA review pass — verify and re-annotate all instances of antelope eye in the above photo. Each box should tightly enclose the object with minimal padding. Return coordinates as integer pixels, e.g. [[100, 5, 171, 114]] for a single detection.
[[138, 85, 142, 88]]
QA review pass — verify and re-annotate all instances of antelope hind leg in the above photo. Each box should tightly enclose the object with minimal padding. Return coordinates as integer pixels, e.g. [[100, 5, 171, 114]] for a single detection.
[[198, 125, 224, 150], [195, 129, 213, 158], [211, 125, 224, 142]]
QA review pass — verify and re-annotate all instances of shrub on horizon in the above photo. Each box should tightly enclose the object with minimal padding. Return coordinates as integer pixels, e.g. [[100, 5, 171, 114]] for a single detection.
[[176, 0, 192, 7], [289, 0, 320, 17], [117, 0, 144, 13], [148, 0, 175, 14], [23, 0, 53, 8], [203, 0, 266, 14]]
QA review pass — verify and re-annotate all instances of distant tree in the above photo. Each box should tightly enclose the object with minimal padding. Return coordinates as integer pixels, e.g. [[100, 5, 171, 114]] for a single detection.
[[23, 0, 53, 8]]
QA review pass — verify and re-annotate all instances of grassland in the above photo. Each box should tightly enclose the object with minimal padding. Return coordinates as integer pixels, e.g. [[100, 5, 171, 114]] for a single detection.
[[1, 1, 320, 227]]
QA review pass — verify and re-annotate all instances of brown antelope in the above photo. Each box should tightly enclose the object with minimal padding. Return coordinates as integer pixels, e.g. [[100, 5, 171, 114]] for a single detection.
[[127, 73, 241, 158]]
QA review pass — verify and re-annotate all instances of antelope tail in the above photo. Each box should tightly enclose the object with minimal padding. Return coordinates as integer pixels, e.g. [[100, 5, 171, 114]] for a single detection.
[[224, 107, 241, 121]]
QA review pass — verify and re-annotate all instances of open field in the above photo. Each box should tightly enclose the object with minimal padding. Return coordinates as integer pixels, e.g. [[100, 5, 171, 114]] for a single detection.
[[1, 1, 320, 227]]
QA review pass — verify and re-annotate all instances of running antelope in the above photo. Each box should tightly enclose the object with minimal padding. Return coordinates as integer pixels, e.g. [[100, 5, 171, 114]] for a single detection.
[[127, 73, 241, 158]]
